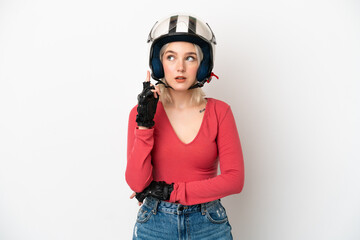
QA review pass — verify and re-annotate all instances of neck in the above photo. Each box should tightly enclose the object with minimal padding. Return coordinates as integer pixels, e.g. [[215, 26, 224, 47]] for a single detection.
[[166, 89, 194, 110]]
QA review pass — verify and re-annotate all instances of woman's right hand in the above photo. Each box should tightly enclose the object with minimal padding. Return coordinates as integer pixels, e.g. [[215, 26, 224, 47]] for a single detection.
[[135, 71, 161, 128]]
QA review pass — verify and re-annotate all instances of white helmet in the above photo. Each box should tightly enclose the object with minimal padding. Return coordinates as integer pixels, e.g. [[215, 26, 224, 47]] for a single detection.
[[147, 15, 217, 88]]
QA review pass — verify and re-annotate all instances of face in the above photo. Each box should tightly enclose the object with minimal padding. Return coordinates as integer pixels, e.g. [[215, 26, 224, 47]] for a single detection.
[[162, 42, 199, 91]]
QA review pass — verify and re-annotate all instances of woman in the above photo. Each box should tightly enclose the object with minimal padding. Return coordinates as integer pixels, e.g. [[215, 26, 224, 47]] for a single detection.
[[126, 14, 244, 240]]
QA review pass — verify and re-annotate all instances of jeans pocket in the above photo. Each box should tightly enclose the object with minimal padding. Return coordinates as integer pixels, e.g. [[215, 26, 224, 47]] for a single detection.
[[136, 204, 154, 223], [205, 201, 229, 224]]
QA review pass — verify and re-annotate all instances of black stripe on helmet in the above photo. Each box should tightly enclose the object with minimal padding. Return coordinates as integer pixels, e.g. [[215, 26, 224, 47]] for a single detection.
[[188, 16, 196, 34], [169, 15, 178, 33]]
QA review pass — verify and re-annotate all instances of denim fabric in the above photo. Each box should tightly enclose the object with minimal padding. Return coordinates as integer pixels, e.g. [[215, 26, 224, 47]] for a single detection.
[[132, 197, 233, 240]]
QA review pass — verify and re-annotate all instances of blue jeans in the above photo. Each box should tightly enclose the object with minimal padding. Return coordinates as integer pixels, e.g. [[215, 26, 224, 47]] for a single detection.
[[132, 197, 233, 240]]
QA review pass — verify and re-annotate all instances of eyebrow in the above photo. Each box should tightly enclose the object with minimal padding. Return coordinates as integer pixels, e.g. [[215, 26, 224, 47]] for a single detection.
[[164, 50, 197, 55]]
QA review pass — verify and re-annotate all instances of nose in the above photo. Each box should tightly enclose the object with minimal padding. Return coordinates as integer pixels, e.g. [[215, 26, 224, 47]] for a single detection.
[[177, 60, 185, 72]]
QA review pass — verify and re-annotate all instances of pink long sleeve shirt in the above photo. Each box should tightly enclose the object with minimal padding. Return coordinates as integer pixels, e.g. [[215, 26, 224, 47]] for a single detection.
[[126, 97, 244, 205]]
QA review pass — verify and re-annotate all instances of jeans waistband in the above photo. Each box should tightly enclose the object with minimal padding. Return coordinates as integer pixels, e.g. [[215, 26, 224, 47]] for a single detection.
[[143, 196, 220, 215]]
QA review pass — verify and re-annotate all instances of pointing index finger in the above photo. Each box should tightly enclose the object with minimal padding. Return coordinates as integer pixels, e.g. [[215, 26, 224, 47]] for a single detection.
[[145, 71, 150, 82]]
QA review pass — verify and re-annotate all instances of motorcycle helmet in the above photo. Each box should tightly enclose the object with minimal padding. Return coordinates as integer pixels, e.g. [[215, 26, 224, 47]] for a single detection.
[[147, 14, 217, 89]]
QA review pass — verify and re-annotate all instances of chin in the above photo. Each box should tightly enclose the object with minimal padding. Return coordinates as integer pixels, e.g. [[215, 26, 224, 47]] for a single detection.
[[169, 86, 190, 92]]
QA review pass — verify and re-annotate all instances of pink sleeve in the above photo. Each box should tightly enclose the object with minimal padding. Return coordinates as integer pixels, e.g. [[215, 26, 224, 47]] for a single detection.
[[125, 106, 154, 193], [169, 106, 245, 205]]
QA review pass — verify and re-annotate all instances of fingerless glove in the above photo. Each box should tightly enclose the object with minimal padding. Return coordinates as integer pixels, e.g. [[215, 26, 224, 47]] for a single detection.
[[135, 181, 174, 202], [136, 81, 159, 128]]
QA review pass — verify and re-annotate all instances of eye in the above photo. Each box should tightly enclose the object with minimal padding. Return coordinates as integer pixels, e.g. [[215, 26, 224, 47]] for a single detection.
[[166, 55, 175, 61], [186, 56, 196, 61]]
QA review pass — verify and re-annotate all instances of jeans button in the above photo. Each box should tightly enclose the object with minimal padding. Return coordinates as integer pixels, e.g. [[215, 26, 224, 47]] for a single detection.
[[178, 206, 183, 211]]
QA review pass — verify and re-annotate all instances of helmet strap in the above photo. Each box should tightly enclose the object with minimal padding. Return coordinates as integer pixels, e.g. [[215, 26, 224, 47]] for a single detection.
[[154, 72, 218, 90], [188, 72, 219, 90], [155, 80, 174, 89], [188, 80, 205, 90]]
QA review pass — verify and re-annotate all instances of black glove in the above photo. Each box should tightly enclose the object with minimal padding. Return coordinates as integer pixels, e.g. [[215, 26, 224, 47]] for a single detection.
[[136, 81, 159, 128], [135, 181, 174, 203]]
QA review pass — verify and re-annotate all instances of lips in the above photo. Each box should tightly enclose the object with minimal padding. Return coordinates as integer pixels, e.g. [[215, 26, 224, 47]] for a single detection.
[[175, 76, 186, 83]]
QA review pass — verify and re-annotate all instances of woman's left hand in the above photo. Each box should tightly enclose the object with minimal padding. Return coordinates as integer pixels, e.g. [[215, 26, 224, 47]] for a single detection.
[[130, 192, 143, 206]]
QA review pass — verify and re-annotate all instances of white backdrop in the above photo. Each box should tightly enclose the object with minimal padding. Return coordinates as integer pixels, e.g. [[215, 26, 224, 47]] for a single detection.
[[1, 0, 359, 239]]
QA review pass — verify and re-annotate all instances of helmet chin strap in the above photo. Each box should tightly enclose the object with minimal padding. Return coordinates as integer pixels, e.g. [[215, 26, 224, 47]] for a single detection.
[[154, 72, 218, 90], [188, 79, 206, 89], [154, 79, 174, 89], [188, 72, 219, 90], [155, 79, 199, 90]]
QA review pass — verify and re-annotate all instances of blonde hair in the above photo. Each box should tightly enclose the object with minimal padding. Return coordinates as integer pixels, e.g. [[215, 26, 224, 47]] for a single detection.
[[158, 43, 206, 106]]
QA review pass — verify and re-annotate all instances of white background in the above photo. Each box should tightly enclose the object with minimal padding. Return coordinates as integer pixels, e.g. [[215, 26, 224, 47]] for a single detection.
[[1, 0, 359, 239]]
